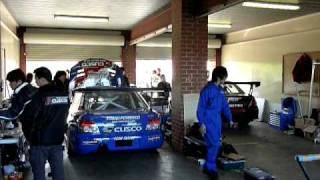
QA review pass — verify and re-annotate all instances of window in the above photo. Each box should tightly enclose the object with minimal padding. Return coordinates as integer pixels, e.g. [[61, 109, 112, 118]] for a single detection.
[[84, 91, 148, 113]]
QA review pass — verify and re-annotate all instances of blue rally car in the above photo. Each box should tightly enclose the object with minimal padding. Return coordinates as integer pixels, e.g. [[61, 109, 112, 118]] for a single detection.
[[66, 87, 164, 155], [66, 58, 165, 155]]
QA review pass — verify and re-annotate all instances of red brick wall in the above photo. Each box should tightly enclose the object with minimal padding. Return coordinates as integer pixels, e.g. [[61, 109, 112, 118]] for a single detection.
[[17, 27, 27, 73], [216, 48, 222, 66], [121, 42, 136, 84], [171, 0, 208, 151]]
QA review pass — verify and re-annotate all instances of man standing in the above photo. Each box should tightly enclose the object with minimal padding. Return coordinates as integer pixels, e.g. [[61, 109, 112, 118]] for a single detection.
[[157, 74, 171, 99], [151, 70, 160, 87], [20, 67, 69, 180], [54, 71, 69, 93], [119, 67, 130, 87], [197, 66, 233, 180]]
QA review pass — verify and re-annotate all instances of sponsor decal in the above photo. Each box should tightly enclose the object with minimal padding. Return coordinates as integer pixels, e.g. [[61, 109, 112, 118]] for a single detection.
[[80, 59, 112, 67], [105, 116, 141, 121], [100, 123, 142, 133], [148, 136, 161, 141], [45, 96, 68, 105], [103, 126, 114, 133], [114, 126, 142, 133], [229, 104, 244, 108], [110, 120, 136, 124], [113, 136, 141, 141], [228, 97, 241, 103], [81, 61, 104, 67], [93, 136, 141, 141], [82, 140, 98, 145], [94, 138, 110, 142]]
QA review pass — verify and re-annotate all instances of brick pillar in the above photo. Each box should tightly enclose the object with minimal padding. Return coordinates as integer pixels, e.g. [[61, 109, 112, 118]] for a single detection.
[[17, 27, 26, 73], [216, 48, 222, 66], [171, 0, 208, 151], [215, 35, 223, 66], [121, 32, 136, 84]]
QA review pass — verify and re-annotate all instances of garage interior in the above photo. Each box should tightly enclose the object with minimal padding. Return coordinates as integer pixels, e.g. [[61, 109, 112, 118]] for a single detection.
[[0, 0, 320, 179]]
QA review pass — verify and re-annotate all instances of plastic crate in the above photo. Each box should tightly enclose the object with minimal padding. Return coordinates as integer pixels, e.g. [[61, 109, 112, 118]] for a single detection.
[[269, 112, 280, 130]]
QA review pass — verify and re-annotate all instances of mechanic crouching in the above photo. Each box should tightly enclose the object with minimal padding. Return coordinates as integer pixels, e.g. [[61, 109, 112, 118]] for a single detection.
[[197, 66, 234, 180], [19, 67, 70, 180]]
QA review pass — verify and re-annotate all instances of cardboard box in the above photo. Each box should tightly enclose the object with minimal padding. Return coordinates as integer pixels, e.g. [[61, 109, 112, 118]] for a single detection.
[[295, 118, 305, 129], [222, 153, 245, 161], [295, 118, 316, 129]]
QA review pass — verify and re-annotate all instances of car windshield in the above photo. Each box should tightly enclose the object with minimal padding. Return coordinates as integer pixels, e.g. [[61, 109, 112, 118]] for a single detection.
[[83, 90, 148, 113]]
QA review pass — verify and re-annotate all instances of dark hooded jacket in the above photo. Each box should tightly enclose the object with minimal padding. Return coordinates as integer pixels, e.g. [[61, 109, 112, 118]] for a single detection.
[[20, 83, 70, 146]]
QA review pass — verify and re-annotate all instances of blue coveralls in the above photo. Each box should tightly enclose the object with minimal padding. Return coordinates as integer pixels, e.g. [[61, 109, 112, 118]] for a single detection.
[[197, 83, 232, 172]]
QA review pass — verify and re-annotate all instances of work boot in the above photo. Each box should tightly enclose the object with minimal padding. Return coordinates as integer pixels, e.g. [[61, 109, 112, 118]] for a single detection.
[[203, 168, 218, 180], [208, 171, 218, 180]]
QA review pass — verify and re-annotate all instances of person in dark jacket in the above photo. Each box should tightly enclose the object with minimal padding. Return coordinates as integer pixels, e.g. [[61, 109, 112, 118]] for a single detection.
[[20, 67, 69, 180], [120, 67, 130, 87], [26, 73, 34, 84], [0, 69, 37, 122], [157, 74, 171, 99], [54, 71, 69, 93], [197, 66, 233, 180]]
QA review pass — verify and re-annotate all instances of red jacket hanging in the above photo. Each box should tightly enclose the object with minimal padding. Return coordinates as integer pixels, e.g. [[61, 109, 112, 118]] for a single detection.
[[292, 53, 313, 84]]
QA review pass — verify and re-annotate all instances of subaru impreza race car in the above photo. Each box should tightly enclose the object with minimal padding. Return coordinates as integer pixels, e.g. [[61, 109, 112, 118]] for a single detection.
[[66, 58, 164, 155], [66, 87, 164, 155]]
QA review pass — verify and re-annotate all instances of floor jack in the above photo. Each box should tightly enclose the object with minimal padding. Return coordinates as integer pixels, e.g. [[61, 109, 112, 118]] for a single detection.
[[295, 154, 320, 180]]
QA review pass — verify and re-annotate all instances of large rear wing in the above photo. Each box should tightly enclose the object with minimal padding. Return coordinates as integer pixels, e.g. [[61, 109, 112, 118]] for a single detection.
[[224, 81, 261, 87], [69, 58, 127, 94], [224, 81, 261, 96]]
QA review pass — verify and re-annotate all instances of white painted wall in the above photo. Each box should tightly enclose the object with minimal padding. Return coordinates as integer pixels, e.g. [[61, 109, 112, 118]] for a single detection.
[[222, 13, 320, 114], [0, 1, 20, 99]]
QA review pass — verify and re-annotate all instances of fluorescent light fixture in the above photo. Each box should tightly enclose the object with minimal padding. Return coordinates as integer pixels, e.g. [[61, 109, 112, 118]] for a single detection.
[[242, 1, 300, 10], [208, 23, 232, 28], [54, 14, 109, 22]]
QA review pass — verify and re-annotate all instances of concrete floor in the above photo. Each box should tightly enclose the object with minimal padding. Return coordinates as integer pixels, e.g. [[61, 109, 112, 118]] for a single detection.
[[25, 121, 320, 180]]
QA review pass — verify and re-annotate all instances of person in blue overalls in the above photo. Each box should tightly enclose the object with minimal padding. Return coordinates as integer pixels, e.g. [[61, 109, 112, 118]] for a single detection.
[[197, 66, 233, 180]]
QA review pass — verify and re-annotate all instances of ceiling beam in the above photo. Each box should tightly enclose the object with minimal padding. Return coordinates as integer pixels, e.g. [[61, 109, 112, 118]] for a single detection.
[[129, 0, 227, 45], [197, 0, 228, 17], [130, 5, 171, 45]]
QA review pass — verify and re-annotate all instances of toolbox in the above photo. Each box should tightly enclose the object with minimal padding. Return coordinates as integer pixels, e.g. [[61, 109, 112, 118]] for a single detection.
[[217, 157, 246, 170], [244, 167, 276, 180]]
